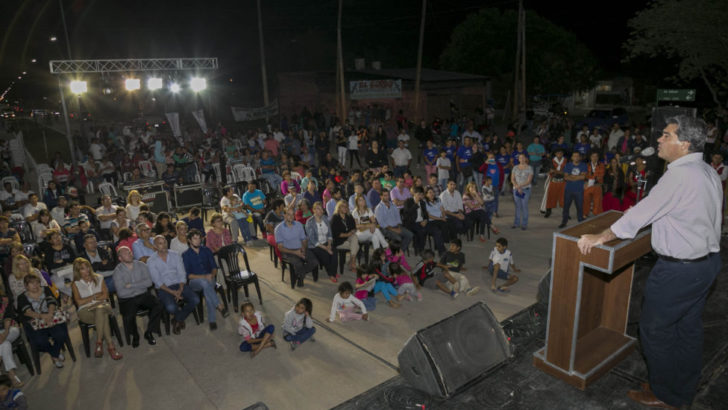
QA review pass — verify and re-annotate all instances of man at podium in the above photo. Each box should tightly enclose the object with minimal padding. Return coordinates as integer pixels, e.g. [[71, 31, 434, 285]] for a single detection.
[[577, 115, 722, 409]]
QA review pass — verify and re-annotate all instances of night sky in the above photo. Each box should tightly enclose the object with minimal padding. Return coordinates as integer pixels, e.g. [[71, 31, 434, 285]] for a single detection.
[[0, 0, 649, 109]]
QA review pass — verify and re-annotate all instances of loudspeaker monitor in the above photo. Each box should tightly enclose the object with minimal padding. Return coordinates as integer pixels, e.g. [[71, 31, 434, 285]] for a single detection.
[[175, 184, 204, 209], [397, 302, 512, 398]]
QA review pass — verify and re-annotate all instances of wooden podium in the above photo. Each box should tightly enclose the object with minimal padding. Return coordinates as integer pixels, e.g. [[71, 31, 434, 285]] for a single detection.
[[533, 211, 651, 390]]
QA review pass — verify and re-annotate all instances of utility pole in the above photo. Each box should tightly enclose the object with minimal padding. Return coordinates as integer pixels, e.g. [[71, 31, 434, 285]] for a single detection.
[[512, 0, 526, 127], [520, 1, 526, 126], [337, 0, 346, 123], [58, 0, 75, 164], [413, 0, 427, 122], [256, 0, 270, 115]]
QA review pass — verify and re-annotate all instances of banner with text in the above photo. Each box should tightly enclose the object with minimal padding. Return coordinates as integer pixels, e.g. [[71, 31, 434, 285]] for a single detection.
[[165, 112, 181, 137], [191, 109, 208, 133], [231, 100, 279, 122], [349, 79, 402, 100]]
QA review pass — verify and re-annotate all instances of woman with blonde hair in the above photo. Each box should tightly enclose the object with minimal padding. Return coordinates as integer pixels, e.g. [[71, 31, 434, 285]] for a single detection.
[[352, 195, 388, 250], [9, 255, 47, 306], [169, 221, 190, 253], [71, 258, 122, 360], [125, 190, 145, 222]]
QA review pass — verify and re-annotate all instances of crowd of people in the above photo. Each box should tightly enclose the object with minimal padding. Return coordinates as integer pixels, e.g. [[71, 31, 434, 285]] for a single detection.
[[0, 105, 727, 407]]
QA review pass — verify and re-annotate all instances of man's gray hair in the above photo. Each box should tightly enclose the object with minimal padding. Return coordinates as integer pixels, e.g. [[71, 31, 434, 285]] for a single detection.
[[665, 115, 707, 153], [135, 223, 149, 233]]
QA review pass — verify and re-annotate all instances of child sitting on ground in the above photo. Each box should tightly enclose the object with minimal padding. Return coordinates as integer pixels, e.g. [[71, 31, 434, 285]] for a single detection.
[[371, 249, 403, 308], [354, 267, 378, 311], [328, 281, 369, 322], [282, 298, 316, 351], [0, 374, 26, 410], [439, 239, 480, 297], [390, 262, 421, 301], [238, 302, 276, 358], [484, 237, 520, 293], [385, 240, 412, 274]]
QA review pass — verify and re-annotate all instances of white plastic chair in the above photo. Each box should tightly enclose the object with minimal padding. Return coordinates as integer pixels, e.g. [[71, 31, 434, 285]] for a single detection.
[[98, 182, 118, 197], [212, 163, 222, 183], [138, 160, 156, 178], [1, 177, 19, 191], [38, 172, 53, 191], [37, 164, 53, 175]]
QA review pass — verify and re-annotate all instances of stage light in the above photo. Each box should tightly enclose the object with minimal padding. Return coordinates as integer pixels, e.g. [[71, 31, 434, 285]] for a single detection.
[[170, 83, 181, 93], [190, 77, 206, 92], [125, 78, 141, 91], [69, 80, 87, 95], [49, 35, 57, 42], [147, 77, 163, 91]]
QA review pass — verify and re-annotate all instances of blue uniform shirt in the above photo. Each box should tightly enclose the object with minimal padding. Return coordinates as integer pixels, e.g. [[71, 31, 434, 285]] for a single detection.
[[564, 162, 587, 192], [456, 145, 473, 167]]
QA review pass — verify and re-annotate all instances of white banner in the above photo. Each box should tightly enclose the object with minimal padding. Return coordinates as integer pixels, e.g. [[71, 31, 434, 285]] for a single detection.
[[165, 112, 181, 137], [191, 109, 208, 133], [349, 79, 402, 100], [231, 100, 279, 122]]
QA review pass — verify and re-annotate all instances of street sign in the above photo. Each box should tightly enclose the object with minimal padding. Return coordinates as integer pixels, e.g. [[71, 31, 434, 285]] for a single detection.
[[656, 89, 696, 102]]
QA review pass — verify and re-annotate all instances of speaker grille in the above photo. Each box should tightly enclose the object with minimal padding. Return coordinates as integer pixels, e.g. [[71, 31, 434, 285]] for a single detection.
[[398, 302, 511, 397]]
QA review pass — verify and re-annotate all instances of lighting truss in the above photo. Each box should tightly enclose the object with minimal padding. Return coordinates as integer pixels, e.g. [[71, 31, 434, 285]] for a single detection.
[[49, 58, 218, 74]]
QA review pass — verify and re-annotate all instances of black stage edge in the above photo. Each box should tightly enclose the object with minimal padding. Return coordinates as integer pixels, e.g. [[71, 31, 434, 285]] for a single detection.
[[334, 243, 728, 410]]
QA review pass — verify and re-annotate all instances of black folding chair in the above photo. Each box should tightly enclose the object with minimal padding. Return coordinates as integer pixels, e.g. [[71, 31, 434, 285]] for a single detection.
[[216, 244, 262, 310]]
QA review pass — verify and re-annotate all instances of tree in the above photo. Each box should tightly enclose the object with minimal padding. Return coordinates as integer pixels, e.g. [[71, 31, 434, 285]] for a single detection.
[[624, 0, 728, 106], [439, 8, 600, 96]]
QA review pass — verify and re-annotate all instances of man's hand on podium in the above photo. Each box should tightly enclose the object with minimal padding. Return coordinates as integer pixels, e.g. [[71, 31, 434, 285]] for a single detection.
[[577, 228, 617, 255]]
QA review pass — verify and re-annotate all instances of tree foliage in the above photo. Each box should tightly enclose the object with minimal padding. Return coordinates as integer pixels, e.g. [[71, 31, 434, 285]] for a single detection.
[[624, 0, 728, 105], [439, 8, 600, 95]]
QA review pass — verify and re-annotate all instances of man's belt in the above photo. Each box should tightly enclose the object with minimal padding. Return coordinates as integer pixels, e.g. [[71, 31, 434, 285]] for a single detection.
[[657, 253, 713, 263]]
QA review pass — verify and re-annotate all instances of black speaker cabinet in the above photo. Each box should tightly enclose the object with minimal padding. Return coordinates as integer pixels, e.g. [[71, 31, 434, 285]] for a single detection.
[[142, 191, 170, 214], [174, 184, 204, 209], [397, 302, 512, 398]]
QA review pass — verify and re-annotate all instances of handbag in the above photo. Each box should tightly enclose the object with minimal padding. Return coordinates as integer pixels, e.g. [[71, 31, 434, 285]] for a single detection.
[[30, 310, 68, 331], [461, 165, 473, 178]]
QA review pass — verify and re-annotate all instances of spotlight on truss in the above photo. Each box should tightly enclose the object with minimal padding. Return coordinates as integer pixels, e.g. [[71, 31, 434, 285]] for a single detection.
[[147, 77, 163, 91], [69, 80, 87, 94], [125, 78, 141, 91], [190, 77, 207, 92], [170, 82, 181, 93]]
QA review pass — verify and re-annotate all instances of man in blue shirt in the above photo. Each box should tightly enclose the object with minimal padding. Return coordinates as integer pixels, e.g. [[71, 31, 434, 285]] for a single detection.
[[148, 235, 199, 334], [496, 146, 513, 195], [456, 136, 474, 189], [366, 179, 382, 209], [242, 181, 266, 238], [375, 189, 413, 251], [550, 135, 571, 156], [182, 229, 229, 330], [573, 135, 591, 160], [258, 150, 282, 191], [527, 137, 546, 177], [559, 152, 587, 228], [132, 224, 156, 262], [275, 208, 319, 286]]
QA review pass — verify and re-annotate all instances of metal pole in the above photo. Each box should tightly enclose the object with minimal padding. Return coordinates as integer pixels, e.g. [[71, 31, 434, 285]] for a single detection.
[[520, 3, 527, 126], [58, 0, 73, 59], [337, 0, 346, 123], [256, 0, 270, 110], [414, 0, 427, 122], [512, 0, 522, 122], [57, 76, 75, 164]]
